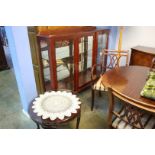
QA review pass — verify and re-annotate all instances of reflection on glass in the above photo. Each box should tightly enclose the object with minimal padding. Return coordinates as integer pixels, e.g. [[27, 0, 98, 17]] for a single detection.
[[78, 36, 93, 87], [39, 39, 51, 91], [55, 40, 74, 90], [97, 33, 107, 63]]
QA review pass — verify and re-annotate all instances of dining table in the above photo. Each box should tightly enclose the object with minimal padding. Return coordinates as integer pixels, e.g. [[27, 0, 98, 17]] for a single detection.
[[101, 65, 155, 113]]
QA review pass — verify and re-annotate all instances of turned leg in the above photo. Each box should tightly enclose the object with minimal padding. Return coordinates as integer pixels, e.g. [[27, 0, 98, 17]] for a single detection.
[[108, 88, 115, 128], [99, 90, 102, 97], [36, 123, 40, 129], [91, 89, 95, 111], [76, 112, 81, 129]]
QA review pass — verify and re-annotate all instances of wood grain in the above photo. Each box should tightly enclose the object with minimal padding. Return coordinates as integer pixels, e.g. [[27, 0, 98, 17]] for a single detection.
[[102, 66, 155, 113], [130, 46, 155, 67]]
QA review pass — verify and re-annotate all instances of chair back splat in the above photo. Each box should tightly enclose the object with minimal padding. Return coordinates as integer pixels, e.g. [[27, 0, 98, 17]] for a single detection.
[[108, 87, 155, 129], [101, 49, 129, 70], [90, 49, 129, 111], [90, 26, 129, 111]]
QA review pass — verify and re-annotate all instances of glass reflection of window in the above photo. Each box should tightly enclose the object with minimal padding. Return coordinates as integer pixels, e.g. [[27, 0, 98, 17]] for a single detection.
[[79, 36, 93, 72], [87, 36, 93, 68], [55, 40, 74, 90], [78, 36, 93, 87], [39, 39, 51, 91], [97, 34, 107, 63]]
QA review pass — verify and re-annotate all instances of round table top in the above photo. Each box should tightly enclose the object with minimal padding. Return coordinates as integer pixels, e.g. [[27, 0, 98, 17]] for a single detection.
[[29, 102, 80, 125], [101, 66, 155, 112], [28, 91, 81, 126]]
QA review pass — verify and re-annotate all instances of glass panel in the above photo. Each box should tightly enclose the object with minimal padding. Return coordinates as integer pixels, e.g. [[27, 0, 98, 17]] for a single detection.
[[39, 39, 51, 91], [55, 40, 74, 90], [97, 33, 107, 63], [78, 36, 93, 87]]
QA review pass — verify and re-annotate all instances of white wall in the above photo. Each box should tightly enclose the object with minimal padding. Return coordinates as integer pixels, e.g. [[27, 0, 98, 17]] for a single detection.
[[97, 26, 118, 49], [122, 26, 155, 50], [114, 26, 155, 65]]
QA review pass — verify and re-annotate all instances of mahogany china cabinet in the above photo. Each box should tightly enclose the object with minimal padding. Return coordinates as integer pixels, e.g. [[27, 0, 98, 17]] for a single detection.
[[28, 27, 110, 94]]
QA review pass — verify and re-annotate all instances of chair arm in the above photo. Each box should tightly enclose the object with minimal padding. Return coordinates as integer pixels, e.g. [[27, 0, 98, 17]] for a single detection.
[[91, 64, 106, 83]]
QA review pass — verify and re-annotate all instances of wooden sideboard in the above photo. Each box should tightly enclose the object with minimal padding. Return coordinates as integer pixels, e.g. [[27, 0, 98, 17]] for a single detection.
[[130, 46, 155, 67]]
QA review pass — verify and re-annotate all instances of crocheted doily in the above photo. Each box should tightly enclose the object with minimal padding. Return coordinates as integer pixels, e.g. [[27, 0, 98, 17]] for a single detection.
[[32, 91, 81, 120]]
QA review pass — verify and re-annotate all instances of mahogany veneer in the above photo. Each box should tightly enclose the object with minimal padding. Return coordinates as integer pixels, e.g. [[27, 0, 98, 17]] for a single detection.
[[102, 66, 155, 113], [130, 46, 155, 67]]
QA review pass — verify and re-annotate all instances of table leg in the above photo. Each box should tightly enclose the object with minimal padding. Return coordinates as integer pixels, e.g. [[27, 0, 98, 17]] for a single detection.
[[76, 112, 81, 129], [91, 89, 95, 111], [99, 90, 102, 97], [36, 123, 40, 129], [41, 123, 57, 129], [108, 88, 115, 128]]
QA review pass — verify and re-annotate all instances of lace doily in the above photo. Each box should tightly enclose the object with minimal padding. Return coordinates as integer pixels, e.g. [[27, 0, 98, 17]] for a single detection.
[[32, 91, 81, 120]]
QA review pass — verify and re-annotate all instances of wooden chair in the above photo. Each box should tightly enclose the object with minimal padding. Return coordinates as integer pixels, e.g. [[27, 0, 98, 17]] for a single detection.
[[108, 87, 155, 129], [150, 57, 155, 71], [91, 49, 129, 111]]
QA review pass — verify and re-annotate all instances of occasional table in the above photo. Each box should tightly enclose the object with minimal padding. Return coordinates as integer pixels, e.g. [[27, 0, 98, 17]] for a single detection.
[[101, 66, 155, 113], [28, 91, 81, 129]]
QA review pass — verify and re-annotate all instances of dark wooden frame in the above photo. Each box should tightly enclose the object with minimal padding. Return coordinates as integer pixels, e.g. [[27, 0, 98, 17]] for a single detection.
[[100, 66, 155, 129], [91, 50, 129, 111], [37, 29, 110, 93], [108, 87, 155, 129], [28, 27, 45, 94]]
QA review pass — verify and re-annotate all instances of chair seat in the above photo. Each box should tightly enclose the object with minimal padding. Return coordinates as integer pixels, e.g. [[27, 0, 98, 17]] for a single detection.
[[93, 76, 108, 91], [112, 110, 155, 129]]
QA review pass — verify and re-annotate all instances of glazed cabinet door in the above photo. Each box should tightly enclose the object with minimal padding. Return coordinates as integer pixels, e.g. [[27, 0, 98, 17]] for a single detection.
[[36, 28, 110, 93], [54, 39, 74, 90], [76, 34, 94, 90], [97, 31, 109, 65], [37, 36, 75, 91]]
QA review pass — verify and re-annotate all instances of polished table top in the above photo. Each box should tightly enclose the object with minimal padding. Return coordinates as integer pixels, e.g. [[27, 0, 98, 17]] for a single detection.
[[101, 66, 155, 112], [28, 91, 81, 128]]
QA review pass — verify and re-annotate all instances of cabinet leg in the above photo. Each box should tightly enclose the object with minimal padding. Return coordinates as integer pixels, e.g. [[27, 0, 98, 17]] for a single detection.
[[36, 123, 40, 129], [76, 113, 81, 129]]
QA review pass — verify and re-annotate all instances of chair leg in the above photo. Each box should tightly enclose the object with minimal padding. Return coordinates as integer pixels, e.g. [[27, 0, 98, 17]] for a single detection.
[[108, 88, 115, 128], [36, 123, 40, 129], [91, 89, 95, 111], [99, 90, 102, 97], [76, 111, 81, 129]]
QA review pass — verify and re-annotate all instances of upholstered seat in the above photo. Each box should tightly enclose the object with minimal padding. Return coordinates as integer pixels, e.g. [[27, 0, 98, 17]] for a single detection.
[[107, 86, 155, 129], [93, 76, 108, 91], [91, 49, 129, 111], [112, 109, 155, 129]]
